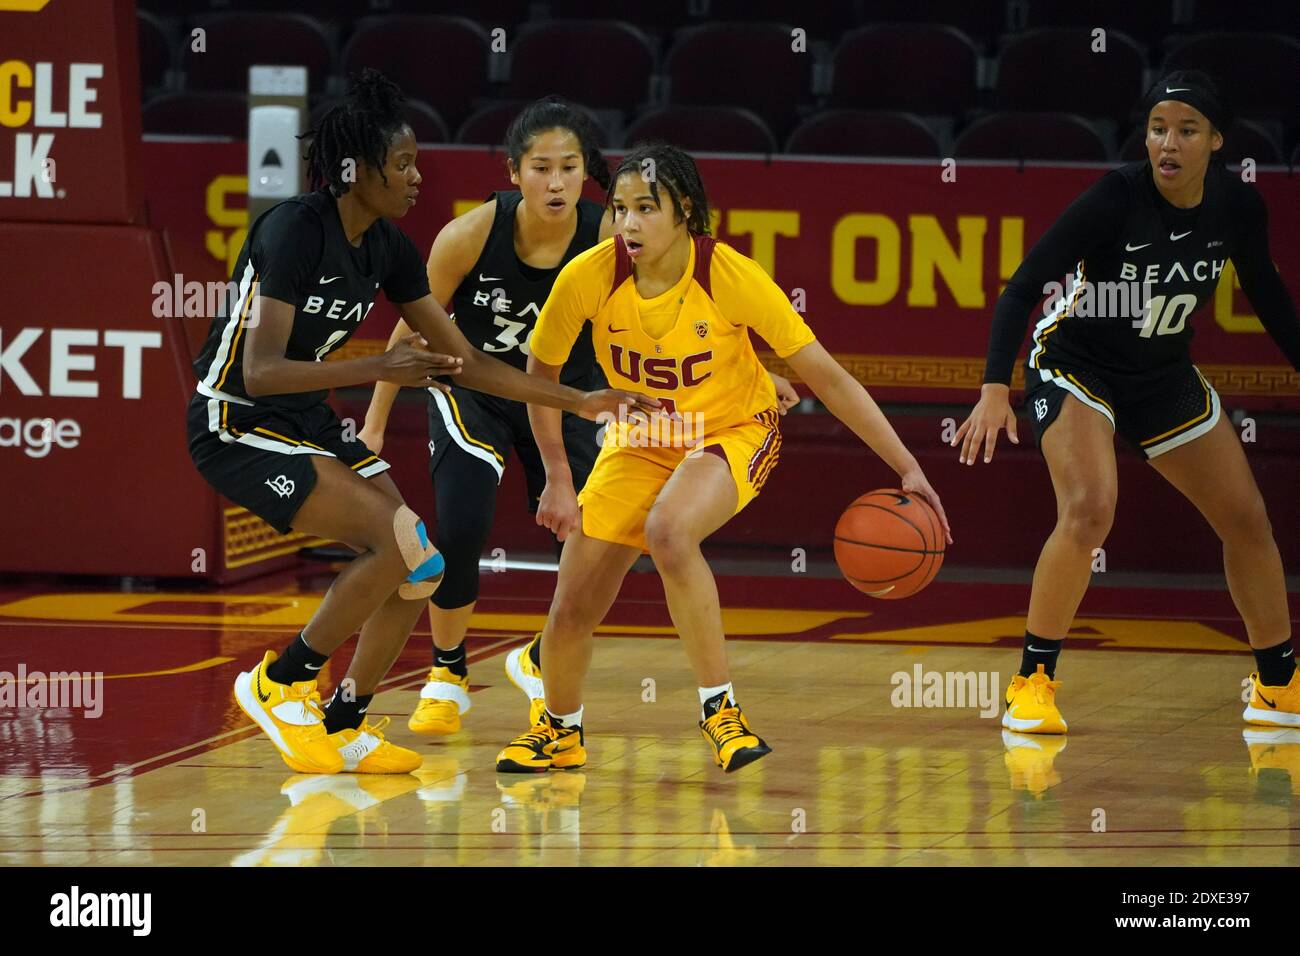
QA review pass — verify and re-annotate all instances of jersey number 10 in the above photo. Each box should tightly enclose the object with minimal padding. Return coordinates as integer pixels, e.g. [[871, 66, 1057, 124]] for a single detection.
[[1135, 293, 1197, 339]]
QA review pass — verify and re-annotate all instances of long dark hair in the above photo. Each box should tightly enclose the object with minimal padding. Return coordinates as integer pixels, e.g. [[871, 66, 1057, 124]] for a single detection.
[[606, 142, 711, 235], [303, 68, 409, 197], [504, 96, 611, 190]]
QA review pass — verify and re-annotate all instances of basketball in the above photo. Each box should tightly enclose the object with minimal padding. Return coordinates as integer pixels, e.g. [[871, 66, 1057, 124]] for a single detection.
[[834, 489, 945, 599]]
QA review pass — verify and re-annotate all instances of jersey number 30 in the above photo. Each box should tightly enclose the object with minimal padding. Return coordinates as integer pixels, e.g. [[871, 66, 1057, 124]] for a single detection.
[[1135, 293, 1196, 339], [483, 315, 532, 356]]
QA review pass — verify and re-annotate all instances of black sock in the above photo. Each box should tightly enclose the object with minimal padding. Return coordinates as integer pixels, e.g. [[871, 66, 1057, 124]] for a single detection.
[[433, 641, 468, 678], [1254, 640, 1297, 688], [266, 632, 328, 685], [1019, 631, 1063, 679], [528, 634, 542, 670], [323, 690, 373, 734]]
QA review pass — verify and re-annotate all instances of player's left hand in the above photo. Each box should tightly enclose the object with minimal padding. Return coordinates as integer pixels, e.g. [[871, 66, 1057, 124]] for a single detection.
[[770, 372, 799, 415], [898, 467, 953, 546], [576, 388, 662, 423]]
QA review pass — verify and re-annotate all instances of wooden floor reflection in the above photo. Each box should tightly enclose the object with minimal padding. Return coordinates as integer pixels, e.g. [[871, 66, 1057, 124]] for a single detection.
[[5, 637, 1297, 867]]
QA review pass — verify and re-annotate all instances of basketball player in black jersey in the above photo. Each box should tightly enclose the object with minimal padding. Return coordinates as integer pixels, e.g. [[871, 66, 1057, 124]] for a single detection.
[[187, 72, 656, 775], [361, 97, 803, 736], [953, 71, 1300, 735]]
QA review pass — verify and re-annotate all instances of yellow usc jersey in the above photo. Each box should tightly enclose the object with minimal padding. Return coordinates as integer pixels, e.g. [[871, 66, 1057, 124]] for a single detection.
[[530, 234, 816, 433]]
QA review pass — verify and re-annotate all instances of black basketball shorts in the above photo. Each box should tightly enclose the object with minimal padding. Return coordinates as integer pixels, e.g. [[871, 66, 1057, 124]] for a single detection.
[[187, 392, 389, 534], [1023, 359, 1222, 460], [425, 384, 602, 509]]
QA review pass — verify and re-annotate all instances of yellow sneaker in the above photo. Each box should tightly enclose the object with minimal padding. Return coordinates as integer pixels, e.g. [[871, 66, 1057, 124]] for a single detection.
[[408, 665, 471, 735], [699, 694, 771, 772], [505, 633, 547, 726], [1243, 669, 1300, 727], [283, 716, 422, 774], [1002, 664, 1067, 734], [1002, 729, 1068, 798], [233, 650, 343, 774], [496, 711, 586, 773]]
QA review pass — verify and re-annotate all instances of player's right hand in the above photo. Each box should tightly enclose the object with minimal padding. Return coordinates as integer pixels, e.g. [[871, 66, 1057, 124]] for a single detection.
[[536, 480, 581, 542], [378, 333, 463, 387], [951, 383, 1019, 465], [575, 388, 662, 423]]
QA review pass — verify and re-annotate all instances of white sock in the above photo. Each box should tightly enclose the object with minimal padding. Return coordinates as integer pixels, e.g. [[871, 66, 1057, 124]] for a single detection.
[[547, 707, 583, 728], [699, 682, 735, 714]]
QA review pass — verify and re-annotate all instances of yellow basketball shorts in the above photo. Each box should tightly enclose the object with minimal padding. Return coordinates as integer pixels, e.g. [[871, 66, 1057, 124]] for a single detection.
[[577, 408, 782, 552]]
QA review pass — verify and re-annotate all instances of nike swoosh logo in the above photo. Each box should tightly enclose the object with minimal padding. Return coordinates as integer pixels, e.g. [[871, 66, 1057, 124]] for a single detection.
[[358, 707, 368, 714], [1026, 645, 1055, 653], [319, 275, 341, 284], [1166, 87, 1191, 93], [1170, 231, 1192, 241], [1284, 649, 1294, 658], [305, 663, 322, 671], [479, 274, 503, 282], [608, 324, 630, 334], [255, 668, 270, 703], [1259, 691, 1278, 709], [1124, 242, 1151, 251]]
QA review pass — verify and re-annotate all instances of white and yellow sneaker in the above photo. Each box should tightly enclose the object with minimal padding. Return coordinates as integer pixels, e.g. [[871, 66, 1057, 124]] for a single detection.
[[283, 716, 422, 775], [505, 633, 547, 726], [1243, 669, 1300, 727], [408, 665, 471, 735], [233, 651, 343, 774], [1002, 665, 1067, 735]]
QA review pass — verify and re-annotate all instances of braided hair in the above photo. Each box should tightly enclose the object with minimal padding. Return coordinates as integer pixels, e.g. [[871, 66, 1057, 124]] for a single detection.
[[607, 142, 711, 235], [303, 68, 409, 197], [504, 96, 611, 190]]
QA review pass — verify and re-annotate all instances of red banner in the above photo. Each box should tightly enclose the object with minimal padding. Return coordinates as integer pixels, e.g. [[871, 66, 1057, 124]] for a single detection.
[[141, 141, 1300, 408], [0, 0, 143, 224]]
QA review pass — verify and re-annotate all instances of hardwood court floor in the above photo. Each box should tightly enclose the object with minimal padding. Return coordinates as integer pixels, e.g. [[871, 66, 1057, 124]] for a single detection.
[[1, 569, 1297, 867]]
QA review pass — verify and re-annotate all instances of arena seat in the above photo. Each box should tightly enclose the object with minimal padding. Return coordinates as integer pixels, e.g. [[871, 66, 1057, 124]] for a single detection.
[[786, 110, 942, 159]]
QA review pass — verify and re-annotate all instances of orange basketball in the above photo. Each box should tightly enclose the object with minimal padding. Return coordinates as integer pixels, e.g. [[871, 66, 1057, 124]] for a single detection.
[[833, 488, 944, 599]]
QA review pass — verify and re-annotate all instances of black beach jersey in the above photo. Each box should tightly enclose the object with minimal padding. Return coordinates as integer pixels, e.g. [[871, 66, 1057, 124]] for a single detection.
[[983, 161, 1300, 384], [448, 190, 605, 386], [193, 189, 431, 411]]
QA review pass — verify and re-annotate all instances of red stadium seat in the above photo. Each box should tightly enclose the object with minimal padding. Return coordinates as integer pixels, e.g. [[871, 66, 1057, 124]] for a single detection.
[[624, 106, 777, 155], [829, 25, 979, 117], [454, 100, 609, 148], [183, 13, 334, 94], [855, 0, 1008, 50], [665, 22, 813, 139], [545, 0, 699, 40], [504, 21, 656, 115], [142, 91, 248, 139], [342, 16, 491, 131], [1163, 34, 1300, 125], [786, 110, 941, 159], [953, 113, 1111, 163], [138, 11, 172, 92], [707, 0, 858, 39], [995, 28, 1146, 124], [1024, 0, 1172, 52]]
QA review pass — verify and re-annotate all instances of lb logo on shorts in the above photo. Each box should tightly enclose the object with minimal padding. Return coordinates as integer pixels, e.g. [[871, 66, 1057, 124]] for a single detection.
[[265, 475, 296, 498], [1034, 398, 1050, 421]]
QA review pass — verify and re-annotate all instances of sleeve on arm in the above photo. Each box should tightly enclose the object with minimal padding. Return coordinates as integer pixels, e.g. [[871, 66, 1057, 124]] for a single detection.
[[250, 203, 324, 303], [1230, 186, 1300, 372], [711, 246, 816, 358], [382, 228, 433, 304], [983, 171, 1130, 384], [530, 253, 603, 367]]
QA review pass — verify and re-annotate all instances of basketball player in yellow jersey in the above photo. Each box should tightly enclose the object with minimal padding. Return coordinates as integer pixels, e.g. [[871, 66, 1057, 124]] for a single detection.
[[495, 144, 953, 773]]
